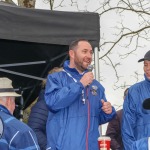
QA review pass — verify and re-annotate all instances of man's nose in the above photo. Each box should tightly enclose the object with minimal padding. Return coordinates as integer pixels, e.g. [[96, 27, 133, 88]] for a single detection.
[[87, 52, 92, 59]]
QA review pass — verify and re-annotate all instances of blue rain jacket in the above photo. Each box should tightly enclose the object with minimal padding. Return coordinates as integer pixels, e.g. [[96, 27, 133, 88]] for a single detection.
[[122, 74, 150, 150], [0, 105, 40, 150], [45, 60, 116, 150]]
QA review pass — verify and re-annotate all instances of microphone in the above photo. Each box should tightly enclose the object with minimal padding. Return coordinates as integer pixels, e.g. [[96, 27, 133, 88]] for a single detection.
[[143, 98, 150, 109], [87, 65, 93, 72], [87, 65, 93, 87]]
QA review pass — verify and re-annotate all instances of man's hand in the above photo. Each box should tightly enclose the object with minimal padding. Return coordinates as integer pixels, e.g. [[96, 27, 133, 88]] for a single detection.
[[80, 72, 94, 87], [101, 99, 112, 114]]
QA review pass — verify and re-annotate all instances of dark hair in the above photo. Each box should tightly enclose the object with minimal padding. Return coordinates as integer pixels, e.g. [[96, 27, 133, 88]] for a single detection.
[[69, 39, 91, 51]]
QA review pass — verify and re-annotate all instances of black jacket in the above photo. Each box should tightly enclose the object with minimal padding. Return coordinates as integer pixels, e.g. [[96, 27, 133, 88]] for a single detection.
[[106, 109, 123, 150], [28, 89, 49, 150]]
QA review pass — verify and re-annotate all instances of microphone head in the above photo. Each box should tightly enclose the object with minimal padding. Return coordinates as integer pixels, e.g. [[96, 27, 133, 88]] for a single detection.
[[87, 65, 93, 72], [143, 98, 150, 109]]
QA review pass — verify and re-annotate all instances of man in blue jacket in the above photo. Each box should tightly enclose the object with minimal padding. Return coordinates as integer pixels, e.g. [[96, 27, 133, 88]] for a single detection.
[[0, 77, 40, 150], [28, 67, 62, 150], [122, 50, 150, 150], [45, 39, 116, 150]]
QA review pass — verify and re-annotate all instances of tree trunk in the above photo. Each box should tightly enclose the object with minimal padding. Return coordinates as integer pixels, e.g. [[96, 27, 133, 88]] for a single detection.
[[49, 0, 54, 10], [18, 0, 36, 8]]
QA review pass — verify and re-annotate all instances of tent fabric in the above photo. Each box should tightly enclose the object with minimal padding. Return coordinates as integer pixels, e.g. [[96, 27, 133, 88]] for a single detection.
[[0, 2, 99, 47], [0, 2, 100, 110]]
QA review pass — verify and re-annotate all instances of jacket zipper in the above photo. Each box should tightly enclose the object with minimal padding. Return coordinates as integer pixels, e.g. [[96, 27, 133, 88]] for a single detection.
[[86, 88, 90, 150]]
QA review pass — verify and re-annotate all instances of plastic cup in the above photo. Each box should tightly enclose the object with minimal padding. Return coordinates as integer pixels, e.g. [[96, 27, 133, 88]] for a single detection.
[[98, 136, 111, 150]]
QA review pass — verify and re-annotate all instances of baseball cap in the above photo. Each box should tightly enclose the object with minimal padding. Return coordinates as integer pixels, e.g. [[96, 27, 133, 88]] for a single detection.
[[138, 50, 150, 62]]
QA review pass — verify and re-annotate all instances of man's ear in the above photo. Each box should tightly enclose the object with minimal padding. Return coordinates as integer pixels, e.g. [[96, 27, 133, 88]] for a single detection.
[[69, 50, 74, 59], [5, 98, 10, 108]]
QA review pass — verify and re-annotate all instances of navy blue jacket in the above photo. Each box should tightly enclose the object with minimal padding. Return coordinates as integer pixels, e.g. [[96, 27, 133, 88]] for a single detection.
[[28, 89, 49, 150], [0, 105, 40, 150]]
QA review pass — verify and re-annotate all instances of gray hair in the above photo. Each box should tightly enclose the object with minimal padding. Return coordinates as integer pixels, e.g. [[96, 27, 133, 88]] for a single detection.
[[0, 96, 14, 102], [0, 96, 7, 102]]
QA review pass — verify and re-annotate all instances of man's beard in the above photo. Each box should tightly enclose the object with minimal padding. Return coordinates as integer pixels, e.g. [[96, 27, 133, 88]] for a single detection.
[[74, 61, 86, 72]]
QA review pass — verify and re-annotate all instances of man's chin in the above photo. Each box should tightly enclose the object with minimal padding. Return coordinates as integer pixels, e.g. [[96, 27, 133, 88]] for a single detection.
[[80, 66, 87, 71], [84, 66, 89, 70], [84, 63, 91, 68]]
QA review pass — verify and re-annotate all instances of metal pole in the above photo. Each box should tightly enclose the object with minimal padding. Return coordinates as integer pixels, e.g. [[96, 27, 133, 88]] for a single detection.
[[94, 47, 102, 135], [0, 61, 46, 68], [0, 68, 44, 81]]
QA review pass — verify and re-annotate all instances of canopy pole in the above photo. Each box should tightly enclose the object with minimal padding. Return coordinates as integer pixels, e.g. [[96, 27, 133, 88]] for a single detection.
[[94, 47, 100, 82], [94, 47, 102, 136], [0, 61, 46, 67], [0, 68, 44, 81]]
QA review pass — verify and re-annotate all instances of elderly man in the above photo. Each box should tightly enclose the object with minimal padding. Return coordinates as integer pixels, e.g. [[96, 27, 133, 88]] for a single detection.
[[0, 77, 40, 150]]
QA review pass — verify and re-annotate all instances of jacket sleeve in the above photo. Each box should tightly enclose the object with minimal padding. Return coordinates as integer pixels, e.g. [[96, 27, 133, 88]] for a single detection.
[[98, 87, 116, 124], [99, 106, 116, 125], [45, 73, 84, 111], [129, 138, 149, 150], [122, 91, 149, 150], [10, 130, 40, 150], [106, 112, 122, 150], [28, 95, 48, 150]]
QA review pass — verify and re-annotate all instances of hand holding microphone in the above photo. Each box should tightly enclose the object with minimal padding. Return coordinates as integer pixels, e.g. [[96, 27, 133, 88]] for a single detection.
[[80, 65, 94, 87]]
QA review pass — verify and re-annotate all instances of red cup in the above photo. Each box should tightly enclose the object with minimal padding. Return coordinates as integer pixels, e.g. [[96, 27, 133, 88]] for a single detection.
[[98, 136, 111, 150]]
